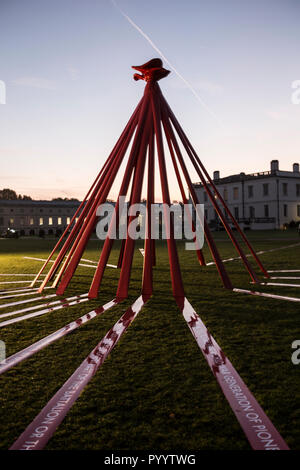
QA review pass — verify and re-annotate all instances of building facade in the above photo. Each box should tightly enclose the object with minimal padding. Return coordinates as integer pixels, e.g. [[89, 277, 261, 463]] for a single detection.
[[193, 160, 300, 230], [0, 200, 81, 236]]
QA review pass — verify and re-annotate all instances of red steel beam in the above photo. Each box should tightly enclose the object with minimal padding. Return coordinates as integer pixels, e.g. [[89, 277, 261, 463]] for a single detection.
[[161, 93, 260, 284], [38, 99, 143, 293], [88, 89, 152, 299], [115, 106, 153, 299], [164, 96, 268, 279], [151, 84, 185, 299], [55, 105, 143, 296], [30, 156, 108, 288], [116, 163, 138, 269], [41, 117, 137, 293], [142, 124, 155, 295], [158, 91, 232, 290], [161, 109, 205, 266]]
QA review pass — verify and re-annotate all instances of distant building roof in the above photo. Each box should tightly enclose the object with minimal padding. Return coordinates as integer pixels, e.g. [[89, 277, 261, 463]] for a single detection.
[[0, 200, 81, 207], [193, 160, 300, 187]]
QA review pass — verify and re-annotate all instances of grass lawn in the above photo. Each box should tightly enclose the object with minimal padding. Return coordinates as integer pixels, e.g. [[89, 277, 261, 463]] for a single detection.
[[0, 229, 300, 450]]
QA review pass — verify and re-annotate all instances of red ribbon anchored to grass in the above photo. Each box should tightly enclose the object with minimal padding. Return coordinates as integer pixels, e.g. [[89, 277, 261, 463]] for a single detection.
[[176, 297, 289, 451], [9, 295, 149, 450]]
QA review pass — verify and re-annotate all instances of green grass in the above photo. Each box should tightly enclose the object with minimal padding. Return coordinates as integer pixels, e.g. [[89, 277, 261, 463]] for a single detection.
[[0, 230, 299, 450]]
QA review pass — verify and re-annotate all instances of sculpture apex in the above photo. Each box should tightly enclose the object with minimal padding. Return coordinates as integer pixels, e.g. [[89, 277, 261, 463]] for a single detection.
[[132, 58, 170, 82]]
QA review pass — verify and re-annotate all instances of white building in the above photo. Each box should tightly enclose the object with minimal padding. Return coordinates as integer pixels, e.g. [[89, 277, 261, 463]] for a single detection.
[[193, 160, 300, 230], [0, 200, 81, 236]]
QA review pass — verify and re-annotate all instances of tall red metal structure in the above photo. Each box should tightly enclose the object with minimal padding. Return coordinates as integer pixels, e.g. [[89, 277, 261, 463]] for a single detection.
[[9, 59, 291, 452], [31, 58, 269, 299]]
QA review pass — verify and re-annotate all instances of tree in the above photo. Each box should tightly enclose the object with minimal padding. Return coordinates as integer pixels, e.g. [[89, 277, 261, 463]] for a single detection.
[[0, 188, 18, 200], [51, 197, 79, 202], [0, 188, 32, 200]]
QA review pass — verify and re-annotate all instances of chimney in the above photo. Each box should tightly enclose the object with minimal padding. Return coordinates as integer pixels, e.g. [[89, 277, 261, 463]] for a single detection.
[[270, 160, 279, 174], [293, 163, 299, 173], [213, 170, 220, 180]]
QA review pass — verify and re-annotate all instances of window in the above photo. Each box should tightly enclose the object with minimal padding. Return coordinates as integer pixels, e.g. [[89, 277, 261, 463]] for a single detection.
[[9, 218, 14, 226], [283, 204, 288, 217], [39, 217, 44, 226], [248, 186, 253, 198], [0, 217, 3, 226], [249, 206, 255, 218], [264, 205, 269, 217], [297, 205, 300, 217], [233, 187, 239, 200], [20, 217, 24, 226], [204, 192, 208, 202], [48, 217, 53, 226], [282, 183, 288, 196], [58, 217, 62, 225], [29, 217, 34, 225], [296, 184, 300, 197], [66, 217, 71, 225], [204, 209, 208, 220], [234, 207, 239, 219], [223, 188, 228, 201], [263, 183, 269, 196]]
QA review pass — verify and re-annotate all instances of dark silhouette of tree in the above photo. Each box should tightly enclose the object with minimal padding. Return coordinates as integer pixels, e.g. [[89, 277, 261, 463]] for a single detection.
[[51, 197, 79, 202], [0, 188, 18, 200], [0, 188, 32, 200]]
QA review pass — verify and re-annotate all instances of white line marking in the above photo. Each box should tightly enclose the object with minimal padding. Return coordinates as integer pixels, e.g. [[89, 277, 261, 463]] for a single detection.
[[0, 297, 89, 328], [0, 285, 52, 295], [270, 277, 300, 280], [0, 293, 89, 320], [0, 292, 56, 308], [23, 256, 117, 270], [179, 297, 289, 450], [0, 274, 46, 277], [0, 280, 43, 285], [233, 288, 300, 303], [0, 287, 52, 300], [0, 287, 38, 295], [24, 256, 54, 263], [10, 295, 149, 450], [0, 298, 120, 375], [206, 243, 300, 266], [77, 258, 118, 269], [268, 270, 300, 273], [263, 282, 300, 288], [139, 248, 145, 257]]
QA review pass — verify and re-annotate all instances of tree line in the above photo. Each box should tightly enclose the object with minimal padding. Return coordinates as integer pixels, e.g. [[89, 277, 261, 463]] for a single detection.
[[0, 188, 79, 202]]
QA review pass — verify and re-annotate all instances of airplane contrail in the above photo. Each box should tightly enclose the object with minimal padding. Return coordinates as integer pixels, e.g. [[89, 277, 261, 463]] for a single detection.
[[110, 0, 223, 128]]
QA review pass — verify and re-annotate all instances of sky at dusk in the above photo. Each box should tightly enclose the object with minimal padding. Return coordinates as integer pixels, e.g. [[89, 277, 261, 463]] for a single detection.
[[0, 0, 299, 201]]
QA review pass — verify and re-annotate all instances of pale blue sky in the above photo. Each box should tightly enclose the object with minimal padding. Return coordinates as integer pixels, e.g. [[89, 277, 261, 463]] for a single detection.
[[0, 0, 299, 200]]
